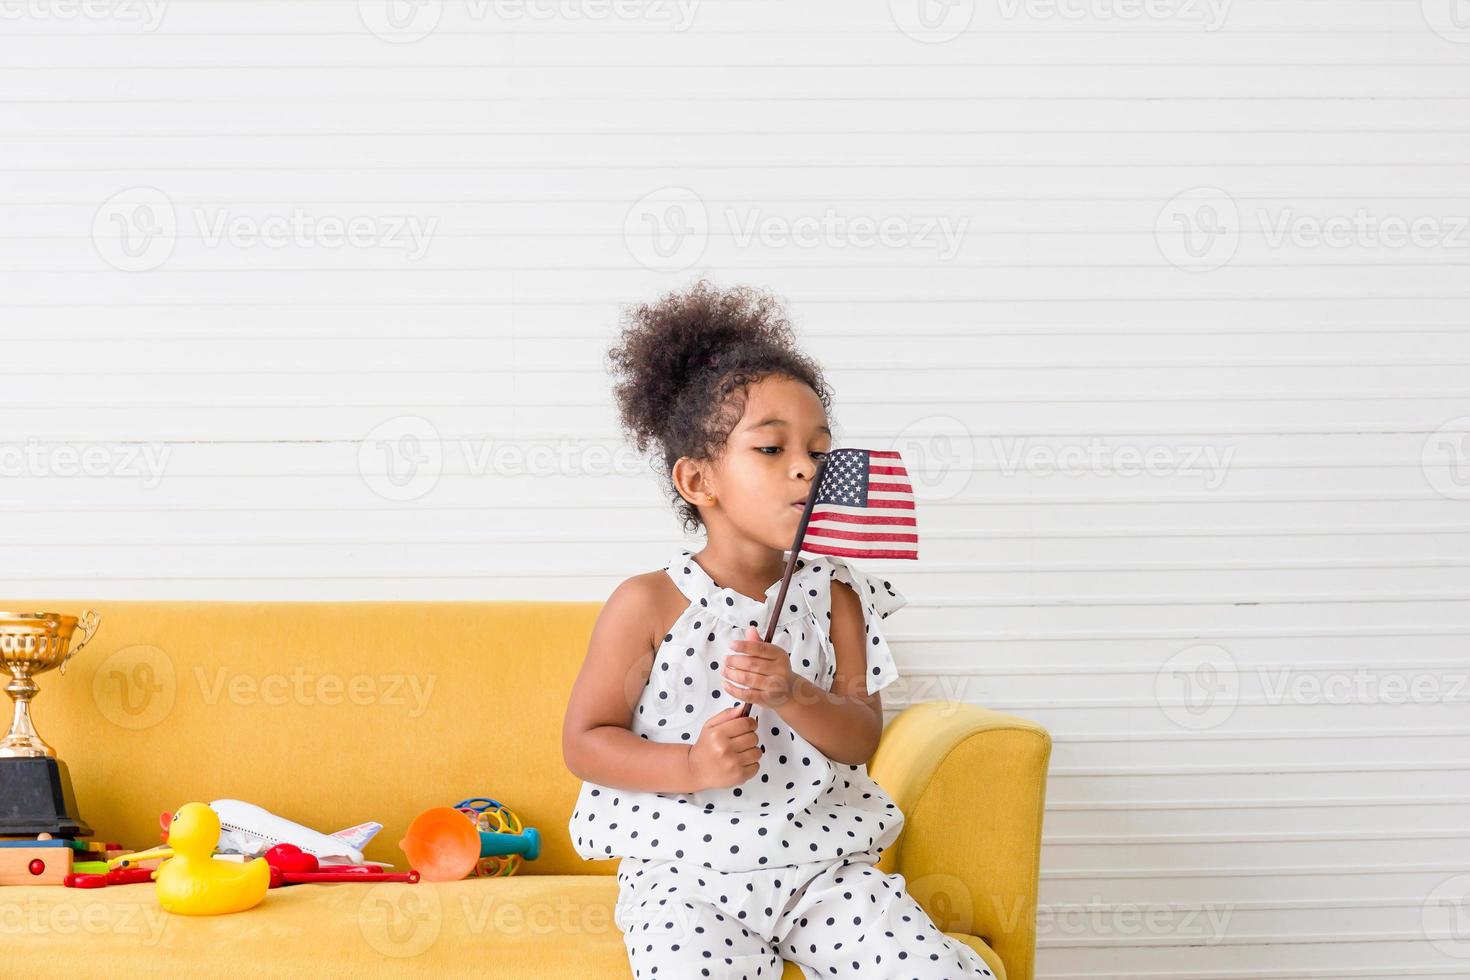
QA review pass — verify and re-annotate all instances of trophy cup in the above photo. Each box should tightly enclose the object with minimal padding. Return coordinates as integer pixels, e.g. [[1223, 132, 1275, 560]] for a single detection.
[[0, 610, 100, 837]]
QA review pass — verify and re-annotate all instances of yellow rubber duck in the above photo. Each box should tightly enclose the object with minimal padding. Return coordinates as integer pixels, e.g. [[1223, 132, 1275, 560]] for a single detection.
[[110, 802, 270, 916]]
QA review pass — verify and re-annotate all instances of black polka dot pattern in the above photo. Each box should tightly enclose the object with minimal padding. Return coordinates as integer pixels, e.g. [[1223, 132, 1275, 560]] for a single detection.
[[569, 548, 910, 876], [613, 850, 996, 978]]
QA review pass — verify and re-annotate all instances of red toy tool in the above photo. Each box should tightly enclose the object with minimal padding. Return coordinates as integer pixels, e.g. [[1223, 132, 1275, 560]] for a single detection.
[[64, 866, 157, 889], [263, 844, 418, 887]]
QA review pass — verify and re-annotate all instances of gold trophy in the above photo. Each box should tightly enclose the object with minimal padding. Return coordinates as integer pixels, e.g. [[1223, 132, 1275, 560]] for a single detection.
[[0, 610, 100, 837]]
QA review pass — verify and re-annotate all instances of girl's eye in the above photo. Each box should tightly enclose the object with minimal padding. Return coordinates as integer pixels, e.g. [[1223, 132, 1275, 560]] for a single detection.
[[758, 447, 830, 459]]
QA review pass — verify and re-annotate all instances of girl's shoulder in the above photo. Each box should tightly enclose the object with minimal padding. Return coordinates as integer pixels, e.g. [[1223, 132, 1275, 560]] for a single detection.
[[601, 568, 690, 647]]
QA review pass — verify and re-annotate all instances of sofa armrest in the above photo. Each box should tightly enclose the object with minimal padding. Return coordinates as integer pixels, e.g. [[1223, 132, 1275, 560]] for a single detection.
[[867, 701, 1052, 980]]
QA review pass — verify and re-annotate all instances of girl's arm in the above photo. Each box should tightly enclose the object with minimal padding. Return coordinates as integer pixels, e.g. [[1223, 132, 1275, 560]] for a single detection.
[[562, 575, 703, 794]]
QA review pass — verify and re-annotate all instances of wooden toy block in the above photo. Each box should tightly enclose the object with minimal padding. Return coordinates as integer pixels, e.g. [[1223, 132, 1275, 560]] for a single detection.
[[0, 841, 73, 885]]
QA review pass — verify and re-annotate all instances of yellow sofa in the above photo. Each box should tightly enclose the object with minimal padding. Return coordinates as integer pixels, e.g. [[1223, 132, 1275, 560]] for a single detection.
[[5, 600, 1051, 979]]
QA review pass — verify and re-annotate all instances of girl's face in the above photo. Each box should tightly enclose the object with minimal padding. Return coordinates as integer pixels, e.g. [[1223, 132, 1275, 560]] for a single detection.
[[687, 375, 832, 552]]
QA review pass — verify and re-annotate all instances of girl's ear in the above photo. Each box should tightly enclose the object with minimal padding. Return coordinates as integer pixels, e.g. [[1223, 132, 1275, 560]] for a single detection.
[[672, 456, 717, 506]]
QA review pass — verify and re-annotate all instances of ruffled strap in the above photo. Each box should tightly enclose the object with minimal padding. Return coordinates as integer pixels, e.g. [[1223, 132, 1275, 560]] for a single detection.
[[665, 548, 818, 631], [806, 554, 907, 696]]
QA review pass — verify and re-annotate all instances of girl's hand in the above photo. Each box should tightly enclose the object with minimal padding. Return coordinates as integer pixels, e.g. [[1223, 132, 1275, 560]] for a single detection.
[[723, 626, 799, 709], [685, 705, 762, 791]]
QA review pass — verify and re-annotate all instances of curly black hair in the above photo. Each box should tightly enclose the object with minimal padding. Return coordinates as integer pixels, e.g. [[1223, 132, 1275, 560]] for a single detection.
[[607, 279, 833, 533]]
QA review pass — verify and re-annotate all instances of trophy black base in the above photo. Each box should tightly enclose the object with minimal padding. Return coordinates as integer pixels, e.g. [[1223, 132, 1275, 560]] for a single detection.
[[0, 756, 93, 839]]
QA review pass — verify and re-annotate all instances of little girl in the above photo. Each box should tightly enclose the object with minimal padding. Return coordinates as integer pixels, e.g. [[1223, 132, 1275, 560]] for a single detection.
[[562, 281, 995, 979]]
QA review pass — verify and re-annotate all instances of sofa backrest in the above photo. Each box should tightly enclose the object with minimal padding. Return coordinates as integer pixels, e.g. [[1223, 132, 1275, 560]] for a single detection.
[[5, 600, 612, 875]]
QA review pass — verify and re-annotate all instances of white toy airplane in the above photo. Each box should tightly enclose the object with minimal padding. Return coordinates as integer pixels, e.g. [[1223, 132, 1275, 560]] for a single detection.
[[208, 799, 385, 867]]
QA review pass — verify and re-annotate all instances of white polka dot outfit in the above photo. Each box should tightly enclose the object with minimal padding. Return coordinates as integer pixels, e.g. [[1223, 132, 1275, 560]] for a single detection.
[[570, 548, 996, 978], [614, 850, 994, 979]]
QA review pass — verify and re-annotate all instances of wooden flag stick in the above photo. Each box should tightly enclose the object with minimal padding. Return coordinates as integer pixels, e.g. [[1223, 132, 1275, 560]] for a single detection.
[[738, 455, 829, 719]]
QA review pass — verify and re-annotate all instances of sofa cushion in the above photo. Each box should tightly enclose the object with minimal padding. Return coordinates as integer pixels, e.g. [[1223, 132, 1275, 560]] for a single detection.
[[14, 599, 612, 875], [8, 875, 1005, 979]]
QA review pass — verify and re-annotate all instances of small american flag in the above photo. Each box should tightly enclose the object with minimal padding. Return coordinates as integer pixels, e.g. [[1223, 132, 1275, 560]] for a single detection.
[[800, 448, 919, 561]]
